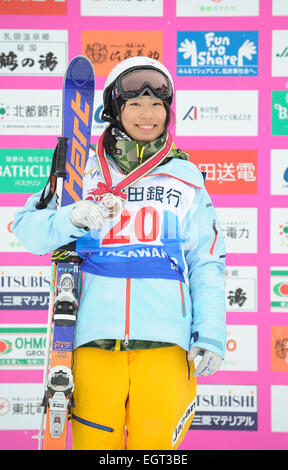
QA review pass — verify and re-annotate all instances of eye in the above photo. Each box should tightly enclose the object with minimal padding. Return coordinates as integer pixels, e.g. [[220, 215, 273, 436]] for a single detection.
[[128, 101, 141, 107]]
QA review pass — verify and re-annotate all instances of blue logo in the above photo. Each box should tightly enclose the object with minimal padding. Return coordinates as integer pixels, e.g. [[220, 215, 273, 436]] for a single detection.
[[283, 167, 288, 188], [177, 31, 258, 77], [94, 104, 104, 124]]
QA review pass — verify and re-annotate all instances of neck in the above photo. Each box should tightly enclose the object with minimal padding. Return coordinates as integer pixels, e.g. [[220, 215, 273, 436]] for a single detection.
[[111, 130, 168, 174]]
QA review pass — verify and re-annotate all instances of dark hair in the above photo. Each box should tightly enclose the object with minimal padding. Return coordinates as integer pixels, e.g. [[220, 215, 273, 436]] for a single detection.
[[103, 100, 173, 157]]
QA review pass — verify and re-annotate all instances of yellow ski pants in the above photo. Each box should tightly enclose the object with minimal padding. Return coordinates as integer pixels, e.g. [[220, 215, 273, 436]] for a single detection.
[[71, 345, 196, 450]]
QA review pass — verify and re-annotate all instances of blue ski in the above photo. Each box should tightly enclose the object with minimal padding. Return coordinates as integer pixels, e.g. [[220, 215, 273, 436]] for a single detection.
[[35, 56, 95, 450]]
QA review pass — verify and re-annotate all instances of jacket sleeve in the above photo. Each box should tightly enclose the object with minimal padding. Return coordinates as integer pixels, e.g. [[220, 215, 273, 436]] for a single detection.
[[183, 186, 226, 359], [12, 191, 88, 255]]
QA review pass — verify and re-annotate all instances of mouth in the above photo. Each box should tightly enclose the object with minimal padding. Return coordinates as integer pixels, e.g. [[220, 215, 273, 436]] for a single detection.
[[136, 124, 157, 130]]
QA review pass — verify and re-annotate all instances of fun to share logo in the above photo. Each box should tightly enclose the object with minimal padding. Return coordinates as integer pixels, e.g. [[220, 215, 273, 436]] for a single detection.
[[177, 31, 258, 76]]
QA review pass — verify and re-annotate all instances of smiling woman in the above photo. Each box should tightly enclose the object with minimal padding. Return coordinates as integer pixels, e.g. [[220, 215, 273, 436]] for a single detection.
[[119, 95, 167, 142], [12, 56, 226, 451]]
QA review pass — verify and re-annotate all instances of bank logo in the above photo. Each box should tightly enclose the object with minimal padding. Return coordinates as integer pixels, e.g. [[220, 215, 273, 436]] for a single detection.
[[0, 104, 7, 119], [177, 31, 258, 76], [0, 383, 42, 430], [0, 397, 10, 416], [0, 90, 61, 136]]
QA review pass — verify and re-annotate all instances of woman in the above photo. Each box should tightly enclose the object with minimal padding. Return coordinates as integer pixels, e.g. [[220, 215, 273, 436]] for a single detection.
[[12, 56, 226, 450]]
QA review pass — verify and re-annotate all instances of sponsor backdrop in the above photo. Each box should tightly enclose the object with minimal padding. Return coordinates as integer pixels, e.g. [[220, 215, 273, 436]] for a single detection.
[[0, 0, 287, 451]]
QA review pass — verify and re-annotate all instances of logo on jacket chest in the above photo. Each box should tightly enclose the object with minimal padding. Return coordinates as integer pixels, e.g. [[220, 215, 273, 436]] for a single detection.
[[126, 184, 183, 209]]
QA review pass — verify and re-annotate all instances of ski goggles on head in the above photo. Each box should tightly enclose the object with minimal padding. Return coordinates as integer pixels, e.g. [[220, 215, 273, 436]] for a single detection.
[[114, 67, 173, 103]]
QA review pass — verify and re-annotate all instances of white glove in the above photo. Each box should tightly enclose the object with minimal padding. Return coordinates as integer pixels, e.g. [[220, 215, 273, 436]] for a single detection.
[[70, 194, 124, 230], [188, 347, 223, 377], [70, 200, 109, 230]]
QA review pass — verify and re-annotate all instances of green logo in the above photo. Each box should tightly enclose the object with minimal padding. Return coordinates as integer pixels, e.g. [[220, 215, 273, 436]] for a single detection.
[[273, 282, 288, 297], [0, 339, 12, 355], [0, 148, 52, 193], [271, 269, 288, 310], [272, 91, 288, 135]]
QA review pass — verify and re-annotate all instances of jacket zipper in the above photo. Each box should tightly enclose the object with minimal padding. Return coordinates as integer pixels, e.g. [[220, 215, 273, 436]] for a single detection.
[[179, 281, 186, 317], [209, 220, 218, 256], [124, 278, 131, 345]]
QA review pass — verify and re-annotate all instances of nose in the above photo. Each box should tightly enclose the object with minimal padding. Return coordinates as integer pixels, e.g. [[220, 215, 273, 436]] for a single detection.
[[139, 105, 154, 119]]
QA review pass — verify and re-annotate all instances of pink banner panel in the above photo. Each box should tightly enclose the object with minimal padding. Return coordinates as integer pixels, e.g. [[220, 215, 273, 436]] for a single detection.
[[0, 0, 288, 452]]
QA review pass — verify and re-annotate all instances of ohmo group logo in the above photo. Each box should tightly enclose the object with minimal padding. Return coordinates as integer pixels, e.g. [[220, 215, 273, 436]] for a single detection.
[[0, 339, 12, 355]]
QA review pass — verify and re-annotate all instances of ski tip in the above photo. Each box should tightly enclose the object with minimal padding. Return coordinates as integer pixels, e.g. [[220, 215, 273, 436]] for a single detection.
[[66, 56, 95, 88]]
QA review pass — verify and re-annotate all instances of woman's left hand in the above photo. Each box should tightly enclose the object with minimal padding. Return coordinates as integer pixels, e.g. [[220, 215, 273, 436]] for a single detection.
[[188, 347, 223, 377]]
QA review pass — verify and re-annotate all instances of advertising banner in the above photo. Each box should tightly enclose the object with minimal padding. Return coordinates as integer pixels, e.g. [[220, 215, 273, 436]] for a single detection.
[[0, 0, 287, 452]]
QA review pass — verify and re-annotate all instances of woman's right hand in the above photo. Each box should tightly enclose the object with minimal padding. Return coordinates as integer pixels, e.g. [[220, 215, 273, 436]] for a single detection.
[[70, 200, 110, 230]]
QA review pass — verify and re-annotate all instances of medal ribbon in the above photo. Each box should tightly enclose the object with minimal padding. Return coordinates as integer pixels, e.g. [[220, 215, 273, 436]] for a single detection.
[[89, 130, 174, 201]]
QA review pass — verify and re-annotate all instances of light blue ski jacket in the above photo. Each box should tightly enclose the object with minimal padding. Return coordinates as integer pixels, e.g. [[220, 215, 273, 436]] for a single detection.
[[12, 152, 226, 358]]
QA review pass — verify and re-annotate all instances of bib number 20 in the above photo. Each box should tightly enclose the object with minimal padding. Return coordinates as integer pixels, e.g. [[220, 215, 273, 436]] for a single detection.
[[102, 206, 160, 245]]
